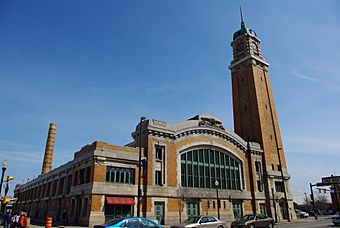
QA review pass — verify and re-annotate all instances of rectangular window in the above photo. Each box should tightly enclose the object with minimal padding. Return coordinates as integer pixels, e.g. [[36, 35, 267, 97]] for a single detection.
[[187, 203, 199, 217], [255, 161, 261, 173], [155, 170, 162, 186], [199, 150, 204, 163], [67, 174, 72, 194], [58, 178, 64, 195], [106, 166, 135, 184], [275, 181, 284, 192], [74, 171, 78, 186], [193, 150, 198, 162], [277, 164, 282, 172], [257, 180, 263, 192], [181, 161, 186, 187], [205, 166, 210, 188], [79, 168, 85, 185], [187, 162, 193, 187], [82, 198, 88, 216], [42, 184, 46, 197], [86, 166, 91, 183], [52, 180, 57, 196], [199, 165, 204, 188], [71, 199, 75, 215], [155, 146, 164, 160]]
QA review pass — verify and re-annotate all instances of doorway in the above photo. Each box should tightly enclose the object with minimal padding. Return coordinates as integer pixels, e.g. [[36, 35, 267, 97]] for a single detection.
[[154, 202, 165, 225]]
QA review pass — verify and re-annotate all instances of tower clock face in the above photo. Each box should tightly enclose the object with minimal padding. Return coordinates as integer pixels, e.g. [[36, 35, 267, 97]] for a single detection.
[[251, 42, 259, 55], [237, 43, 244, 52]]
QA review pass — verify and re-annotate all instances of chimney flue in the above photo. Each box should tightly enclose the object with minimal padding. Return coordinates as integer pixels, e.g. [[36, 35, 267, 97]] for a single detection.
[[41, 123, 57, 174]]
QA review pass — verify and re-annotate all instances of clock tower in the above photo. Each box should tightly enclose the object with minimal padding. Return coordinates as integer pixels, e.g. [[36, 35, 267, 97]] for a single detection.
[[229, 14, 294, 220]]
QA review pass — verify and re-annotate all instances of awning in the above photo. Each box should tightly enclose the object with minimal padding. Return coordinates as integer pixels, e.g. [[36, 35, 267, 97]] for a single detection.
[[106, 197, 135, 205]]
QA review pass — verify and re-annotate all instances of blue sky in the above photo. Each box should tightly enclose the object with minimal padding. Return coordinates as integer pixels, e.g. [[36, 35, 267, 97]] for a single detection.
[[1, 0, 340, 200]]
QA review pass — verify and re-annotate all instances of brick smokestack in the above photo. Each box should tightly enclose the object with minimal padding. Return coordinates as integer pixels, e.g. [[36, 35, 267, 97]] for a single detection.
[[41, 123, 57, 174]]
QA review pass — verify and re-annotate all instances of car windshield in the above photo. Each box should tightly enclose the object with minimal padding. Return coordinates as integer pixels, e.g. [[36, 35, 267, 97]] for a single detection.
[[102, 218, 125, 226], [241, 215, 255, 221], [183, 216, 200, 224]]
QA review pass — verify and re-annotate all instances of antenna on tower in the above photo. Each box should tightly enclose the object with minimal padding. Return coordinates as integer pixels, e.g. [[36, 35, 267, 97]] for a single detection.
[[240, 6, 245, 28]]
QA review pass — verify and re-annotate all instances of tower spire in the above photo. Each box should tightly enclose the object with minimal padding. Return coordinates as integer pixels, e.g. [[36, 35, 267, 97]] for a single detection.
[[240, 6, 245, 28]]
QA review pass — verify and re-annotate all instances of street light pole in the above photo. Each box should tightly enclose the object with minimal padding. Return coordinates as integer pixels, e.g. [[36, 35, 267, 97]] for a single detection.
[[215, 180, 220, 219], [137, 117, 146, 217], [0, 160, 7, 195]]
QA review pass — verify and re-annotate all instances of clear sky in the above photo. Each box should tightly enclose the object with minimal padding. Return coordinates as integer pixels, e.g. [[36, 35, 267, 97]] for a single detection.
[[1, 0, 340, 200]]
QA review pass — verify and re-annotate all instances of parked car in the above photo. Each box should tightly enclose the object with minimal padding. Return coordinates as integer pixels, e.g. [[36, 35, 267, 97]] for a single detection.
[[333, 212, 340, 226], [94, 217, 162, 228], [170, 215, 226, 228], [230, 214, 275, 228], [295, 209, 309, 218]]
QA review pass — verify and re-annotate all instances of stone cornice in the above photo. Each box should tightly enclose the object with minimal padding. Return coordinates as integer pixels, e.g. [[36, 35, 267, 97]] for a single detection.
[[229, 54, 269, 70], [147, 126, 263, 156]]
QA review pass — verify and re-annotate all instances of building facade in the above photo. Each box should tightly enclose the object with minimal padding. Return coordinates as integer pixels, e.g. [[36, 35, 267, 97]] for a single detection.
[[14, 20, 295, 226]]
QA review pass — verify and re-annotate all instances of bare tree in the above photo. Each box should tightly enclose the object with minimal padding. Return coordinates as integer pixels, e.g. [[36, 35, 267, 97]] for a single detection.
[[315, 192, 329, 204], [177, 186, 189, 223], [303, 193, 310, 206]]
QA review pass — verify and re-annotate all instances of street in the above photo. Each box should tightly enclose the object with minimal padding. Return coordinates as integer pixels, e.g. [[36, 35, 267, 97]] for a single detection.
[[277, 216, 336, 228]]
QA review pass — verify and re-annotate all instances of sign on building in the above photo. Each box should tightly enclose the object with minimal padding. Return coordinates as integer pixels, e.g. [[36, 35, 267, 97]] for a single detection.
[[322, 176, 340, 185]]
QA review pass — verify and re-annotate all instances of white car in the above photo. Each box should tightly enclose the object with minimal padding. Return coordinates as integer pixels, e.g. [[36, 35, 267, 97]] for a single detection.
[[170, 216, 226, 228], [333, 212, 340, 226], [295, 209, 309, 218]]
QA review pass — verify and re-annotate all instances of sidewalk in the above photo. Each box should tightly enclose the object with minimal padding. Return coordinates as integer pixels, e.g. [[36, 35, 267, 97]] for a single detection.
[[275, 215, 332, 226]]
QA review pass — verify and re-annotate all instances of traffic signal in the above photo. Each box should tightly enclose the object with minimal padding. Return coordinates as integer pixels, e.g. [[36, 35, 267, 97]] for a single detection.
[[1, 197, 10, 204], [6, 176, 14, 181]]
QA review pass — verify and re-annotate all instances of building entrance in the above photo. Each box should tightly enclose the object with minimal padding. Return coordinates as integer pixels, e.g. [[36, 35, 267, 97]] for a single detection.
[[154, 202, 165, 225]]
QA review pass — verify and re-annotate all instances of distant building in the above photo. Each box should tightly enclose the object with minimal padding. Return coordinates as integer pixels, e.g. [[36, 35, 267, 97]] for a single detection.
[[14, 17, 295, 226]]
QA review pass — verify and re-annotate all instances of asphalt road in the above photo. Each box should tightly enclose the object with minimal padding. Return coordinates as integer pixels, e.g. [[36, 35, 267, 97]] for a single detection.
[[277, 216, 336, 228]]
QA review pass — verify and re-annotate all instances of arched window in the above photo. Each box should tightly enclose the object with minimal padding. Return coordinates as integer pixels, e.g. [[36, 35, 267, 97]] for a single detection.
[[180, 148, 242, 190]]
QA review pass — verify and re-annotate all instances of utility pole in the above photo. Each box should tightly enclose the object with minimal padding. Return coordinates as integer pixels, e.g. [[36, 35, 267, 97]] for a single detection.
[[309, 183, 318, 220], [136, 116, 146, 217]]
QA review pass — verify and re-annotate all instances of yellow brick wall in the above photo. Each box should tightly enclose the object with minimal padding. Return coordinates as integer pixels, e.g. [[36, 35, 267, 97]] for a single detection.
[[90, 195, 103, 212], [93, 164, 106, 182]]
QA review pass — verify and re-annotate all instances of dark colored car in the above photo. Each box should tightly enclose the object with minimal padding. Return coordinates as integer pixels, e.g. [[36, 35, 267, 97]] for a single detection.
[[94, 217, 162, 228], [170, 215, 226, 228], [230, 214, 275, 228]]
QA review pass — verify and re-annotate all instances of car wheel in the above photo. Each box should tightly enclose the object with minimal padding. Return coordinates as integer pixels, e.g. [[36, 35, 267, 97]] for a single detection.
[[249, 225, 255, 228], [217, 226, 224, 228], [268, 223, 274, 228]]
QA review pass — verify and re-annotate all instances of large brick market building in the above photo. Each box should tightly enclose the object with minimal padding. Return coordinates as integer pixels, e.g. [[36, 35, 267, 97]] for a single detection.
[[14, 19, 296, 226]]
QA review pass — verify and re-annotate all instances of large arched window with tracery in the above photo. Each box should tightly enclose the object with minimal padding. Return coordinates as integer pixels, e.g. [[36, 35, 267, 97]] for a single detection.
[[180, 148, 242, 190]]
